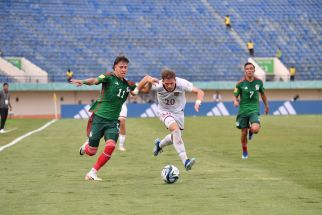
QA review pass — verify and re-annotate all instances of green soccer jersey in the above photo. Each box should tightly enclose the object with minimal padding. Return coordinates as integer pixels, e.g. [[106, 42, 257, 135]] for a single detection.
[[233, 77, 265, 116], [89, 72, 136, 120]]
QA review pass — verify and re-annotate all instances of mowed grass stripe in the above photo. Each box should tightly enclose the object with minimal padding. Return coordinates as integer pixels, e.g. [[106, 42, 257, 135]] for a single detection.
[[0, 116, 321, 215]]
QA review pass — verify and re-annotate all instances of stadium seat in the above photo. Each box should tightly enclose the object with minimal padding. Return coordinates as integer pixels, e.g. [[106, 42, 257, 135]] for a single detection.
[[0, 0, 321, 82]]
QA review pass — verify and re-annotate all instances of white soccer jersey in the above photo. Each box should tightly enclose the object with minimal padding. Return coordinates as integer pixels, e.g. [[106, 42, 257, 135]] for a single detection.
[[151, 77, 193, 114]]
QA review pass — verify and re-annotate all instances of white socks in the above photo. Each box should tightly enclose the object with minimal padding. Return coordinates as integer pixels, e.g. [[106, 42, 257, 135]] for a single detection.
[[159, 130, 188, 165], [171, 129, 187, 165], [119, 134, 126, 147], [159, 134, 172, 148]]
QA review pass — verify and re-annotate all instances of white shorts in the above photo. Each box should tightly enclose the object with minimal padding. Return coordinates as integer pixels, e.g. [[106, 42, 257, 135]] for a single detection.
[[119, 103, 127, 119], [159, 111, 184, 130]]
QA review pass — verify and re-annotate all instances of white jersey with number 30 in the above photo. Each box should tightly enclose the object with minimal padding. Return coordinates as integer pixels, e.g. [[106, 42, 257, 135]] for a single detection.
[[152, 77, 193, 113]]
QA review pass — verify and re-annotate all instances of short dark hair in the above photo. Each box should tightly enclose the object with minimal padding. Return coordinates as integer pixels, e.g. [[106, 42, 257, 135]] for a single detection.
[[113, 56, 129, 70], [161, 69, 176, 80], [3, 83, 8, 87], [244, 62, 255, 69]]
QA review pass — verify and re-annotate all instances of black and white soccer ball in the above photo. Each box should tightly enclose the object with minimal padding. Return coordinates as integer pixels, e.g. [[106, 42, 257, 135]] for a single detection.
[[161, 165, 180, 184]]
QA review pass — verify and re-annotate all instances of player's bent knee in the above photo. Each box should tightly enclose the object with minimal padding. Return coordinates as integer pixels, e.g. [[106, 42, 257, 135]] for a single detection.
[[86, 145, 98, 156], [169, 122, 180, 132], [251, 124, 260, 133], [106, 140, 116, 147], [164, 117, 178, 130], [104, 140, 116, 155]]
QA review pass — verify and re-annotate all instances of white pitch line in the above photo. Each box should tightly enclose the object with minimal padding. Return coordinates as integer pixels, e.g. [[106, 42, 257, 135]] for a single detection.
[[0, 119, 57, 153]]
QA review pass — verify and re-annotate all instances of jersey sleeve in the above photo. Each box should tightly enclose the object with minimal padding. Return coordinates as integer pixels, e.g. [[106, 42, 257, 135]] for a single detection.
[[178, 78, 193, 92], [233, 83, 240, 97], [96, 72, 112, 84], [151, 80, 162, 91], [151, 84, 157, 91], [127, 80, 137, 91]]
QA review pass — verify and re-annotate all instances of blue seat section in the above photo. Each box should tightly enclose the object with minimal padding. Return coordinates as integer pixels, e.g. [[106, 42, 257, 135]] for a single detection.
[[207, 0, 322, 80], [0, 0, 321, 82]]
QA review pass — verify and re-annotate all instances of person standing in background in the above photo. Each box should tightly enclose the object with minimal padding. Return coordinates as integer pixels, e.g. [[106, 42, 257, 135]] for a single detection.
[[276, 47, 282, 60], [225, 15, 231, 30], [213, 91, 222, 102], [289, 66, 296, 81], [66, 69, 74, 83], [0, 83, 12, 133], [247, 40, 254, 56]]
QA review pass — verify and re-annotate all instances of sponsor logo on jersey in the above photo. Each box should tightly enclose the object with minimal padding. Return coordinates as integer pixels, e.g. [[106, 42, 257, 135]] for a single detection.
[[115, 82, 119, 85], [174, 92, 180, 96], [244, 86, 248, 90]]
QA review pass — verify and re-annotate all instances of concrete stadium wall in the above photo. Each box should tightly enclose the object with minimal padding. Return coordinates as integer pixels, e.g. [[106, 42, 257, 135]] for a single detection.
[[10, 91, 99, 118]]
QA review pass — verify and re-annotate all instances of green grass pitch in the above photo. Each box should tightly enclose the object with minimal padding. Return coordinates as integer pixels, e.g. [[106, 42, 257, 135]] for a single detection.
[[0, 116, 322, 215]]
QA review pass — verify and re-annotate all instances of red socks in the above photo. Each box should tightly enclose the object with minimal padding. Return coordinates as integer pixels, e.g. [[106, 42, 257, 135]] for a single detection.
[[241, 142, 247, 153], [93, 140, 116, 171]]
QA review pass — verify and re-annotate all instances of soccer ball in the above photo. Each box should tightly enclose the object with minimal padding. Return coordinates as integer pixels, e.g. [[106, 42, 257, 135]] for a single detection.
[[161, 165, 180, 184]]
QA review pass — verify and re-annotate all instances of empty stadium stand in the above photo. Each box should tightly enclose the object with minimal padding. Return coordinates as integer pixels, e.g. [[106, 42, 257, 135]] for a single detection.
[[0, 0, 321, 82]]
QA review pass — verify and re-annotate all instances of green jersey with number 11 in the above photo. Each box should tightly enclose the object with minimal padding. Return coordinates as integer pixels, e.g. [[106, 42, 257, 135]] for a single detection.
[[233, 77, 265, 116], [89, 72, 136, 120]]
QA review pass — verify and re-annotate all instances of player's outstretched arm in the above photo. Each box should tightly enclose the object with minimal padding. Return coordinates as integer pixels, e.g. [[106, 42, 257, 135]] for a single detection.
[[70, 78, 99, 87], [192, 87, 204, 112], [136, 75, 158, 93]]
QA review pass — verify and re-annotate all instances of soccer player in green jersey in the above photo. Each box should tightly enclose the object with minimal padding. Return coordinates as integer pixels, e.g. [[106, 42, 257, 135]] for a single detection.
[[71, 56, 157, 180], [233, 62, 269, 159]]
